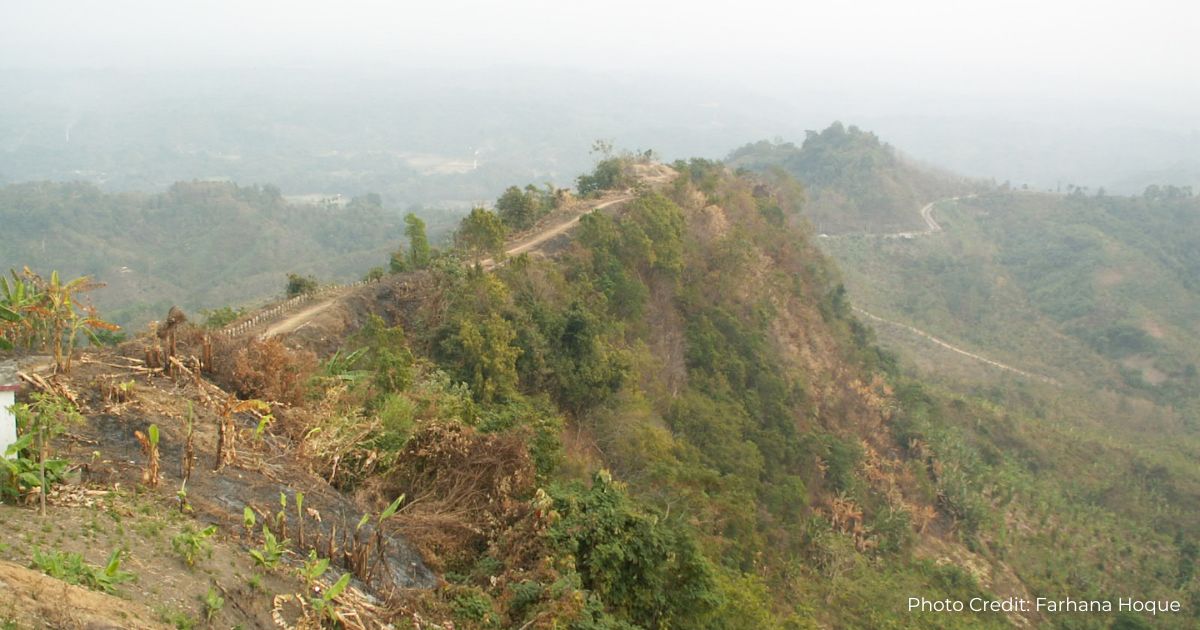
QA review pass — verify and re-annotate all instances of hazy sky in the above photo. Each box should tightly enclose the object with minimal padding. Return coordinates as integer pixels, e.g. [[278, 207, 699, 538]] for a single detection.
[[4, 0, 1198, 110], [3, 0, 1198, 193]]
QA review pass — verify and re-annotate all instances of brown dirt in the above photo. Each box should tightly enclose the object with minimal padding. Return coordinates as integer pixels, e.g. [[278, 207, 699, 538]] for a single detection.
[[259, 296, 341, 339], [627, 162, 678, 185], [0, 559, 168, 629], [4, 341, 436, 628], [0, 491, 297, 630]]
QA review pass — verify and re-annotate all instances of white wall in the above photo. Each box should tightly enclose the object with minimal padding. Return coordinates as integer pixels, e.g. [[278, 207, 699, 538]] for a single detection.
[[0, 391, 15, 457]]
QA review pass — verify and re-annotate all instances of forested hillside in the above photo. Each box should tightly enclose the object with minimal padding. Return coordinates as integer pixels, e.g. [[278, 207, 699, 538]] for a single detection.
[[3, 157, 1198, 628], [0, 180, 414, 326], [255, 159, 1198, 627], [725, 128, 1200, 627], [728, 122, 981, 233]]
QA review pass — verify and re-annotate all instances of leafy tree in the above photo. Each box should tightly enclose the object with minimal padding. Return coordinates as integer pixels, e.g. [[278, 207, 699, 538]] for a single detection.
[[389, 244, 409, 273], [11, 393, 82, 515], [455, 208, 508, 261], [496, 185, 541, 230], [621, 193, 684, 275], [404, 213, 432, 269], [576, 213, 649, 319], [286, 273, 319, 297], [577, 158, 627, 197], [549, 471, 721, 628], [0, 303, 20, 352], [1, 270, 44, 351], [350, 315, 415, 395], [544, 303, 629, 413], [496, 184, 558, 230], [441, 312, 522, 403], [199, 305, 246, 329]]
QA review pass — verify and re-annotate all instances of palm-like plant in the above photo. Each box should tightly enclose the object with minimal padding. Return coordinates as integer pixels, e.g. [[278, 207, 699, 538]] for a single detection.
[[0, 304, 19, 351], [39, 271, 118, 372], [0, 269, 41, 350], [0, 268, 118, 372]]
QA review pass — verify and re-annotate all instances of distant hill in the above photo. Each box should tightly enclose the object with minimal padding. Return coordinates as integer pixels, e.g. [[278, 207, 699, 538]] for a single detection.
[[727, 122, 981, 233], [820, 185, 1200, 413], [732, 124, 1200, 411], [0, 180, 410, 326]]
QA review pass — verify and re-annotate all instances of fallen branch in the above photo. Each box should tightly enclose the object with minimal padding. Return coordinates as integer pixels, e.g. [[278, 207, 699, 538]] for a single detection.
[[17, 371, 79, 406]]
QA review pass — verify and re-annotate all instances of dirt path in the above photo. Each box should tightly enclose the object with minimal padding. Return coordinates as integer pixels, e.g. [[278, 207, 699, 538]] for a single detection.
[[820, 196, 957, 241], [880, 200, 943, 239], [819, 194, 1055, 384], [258, 290, 340, 339], [853, 307, 1057, 384], [259, 194, 632, 339], [480, 194, 631, 268], [920, 198, 944, 232]]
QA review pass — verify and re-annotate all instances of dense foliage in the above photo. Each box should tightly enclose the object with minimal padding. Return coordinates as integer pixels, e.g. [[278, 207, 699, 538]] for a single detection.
[[455, 208, 508, 261], [495, 184, 561, 230], [301, 158, 1101, 628]]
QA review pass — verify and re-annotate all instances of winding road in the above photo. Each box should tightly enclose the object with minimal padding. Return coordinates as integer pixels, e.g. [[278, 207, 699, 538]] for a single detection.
[[824, 195, 1057, 384]]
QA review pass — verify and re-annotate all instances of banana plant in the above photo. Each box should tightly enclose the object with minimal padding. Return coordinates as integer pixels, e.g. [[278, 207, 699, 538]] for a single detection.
[[39, 270, 119, 372], [0, 268, 117, 371], [0, 304, 17, 351], [0, 270, 40, 350]]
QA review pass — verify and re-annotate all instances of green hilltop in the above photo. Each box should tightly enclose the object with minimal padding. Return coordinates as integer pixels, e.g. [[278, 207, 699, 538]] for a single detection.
[[727, 122, 982, 234]]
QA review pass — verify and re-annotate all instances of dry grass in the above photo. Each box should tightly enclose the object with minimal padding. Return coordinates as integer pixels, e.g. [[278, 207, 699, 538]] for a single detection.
[[230, 338, 316, 406], [358, 422, 536, 571]]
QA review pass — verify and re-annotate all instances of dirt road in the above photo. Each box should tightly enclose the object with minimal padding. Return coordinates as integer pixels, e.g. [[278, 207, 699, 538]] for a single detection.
[[853, 307, 1057, 384], [257, 292, 340, 339], [479, 194, 631, 268], [258, 194, 631, 339], [824, 194, 1055, 384]]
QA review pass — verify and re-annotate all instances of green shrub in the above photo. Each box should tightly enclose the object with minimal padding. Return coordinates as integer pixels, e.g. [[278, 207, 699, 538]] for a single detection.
[[820, 435, 863, 495], [376, 393, 417, 450], [249, 526, 286, 569], [449, 586, 499, 625], [285, 273, 319, 297], [31, 548, 134, 594], [359, 316, 414, 392], [549, 471, 722, 629], [171, 525, 217, 568], [202, 587, 224, 621], [576, 158, 627, 197], [199, 306, 245, 329]]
